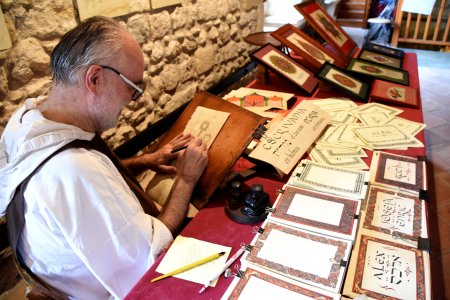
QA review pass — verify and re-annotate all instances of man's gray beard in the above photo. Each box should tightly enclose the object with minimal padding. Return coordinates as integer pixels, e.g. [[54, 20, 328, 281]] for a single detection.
[[90, 94, 122, 132]]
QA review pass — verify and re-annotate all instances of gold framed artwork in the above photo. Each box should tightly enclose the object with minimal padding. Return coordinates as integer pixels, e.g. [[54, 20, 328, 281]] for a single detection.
[[251, 43, 319, 95], [294, 0, 358, 63], [271, 23, 347, 72]]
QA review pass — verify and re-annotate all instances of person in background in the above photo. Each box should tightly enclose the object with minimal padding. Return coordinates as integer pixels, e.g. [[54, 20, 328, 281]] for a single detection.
[[0, 16, 208, 299]]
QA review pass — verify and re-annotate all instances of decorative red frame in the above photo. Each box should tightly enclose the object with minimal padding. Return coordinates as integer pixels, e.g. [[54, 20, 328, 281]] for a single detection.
[[251, 43, 319, 95], [271, 23, 347, 72], [370, 79, 419, 108], [294, 0, 358, 62]]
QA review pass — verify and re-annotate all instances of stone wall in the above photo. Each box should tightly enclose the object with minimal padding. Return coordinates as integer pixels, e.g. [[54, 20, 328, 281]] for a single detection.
[[0, 0, 264, 147]]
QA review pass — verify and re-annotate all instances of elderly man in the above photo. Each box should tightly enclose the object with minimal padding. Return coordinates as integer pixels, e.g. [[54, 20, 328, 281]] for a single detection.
[[0, 16, 208, 299]]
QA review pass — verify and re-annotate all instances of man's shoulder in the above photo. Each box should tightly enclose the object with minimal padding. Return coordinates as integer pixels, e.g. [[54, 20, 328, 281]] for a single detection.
[[40, 145, 117, 179]]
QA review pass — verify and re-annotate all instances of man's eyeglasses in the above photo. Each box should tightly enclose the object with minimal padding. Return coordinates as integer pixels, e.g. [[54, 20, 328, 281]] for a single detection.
[[100, 65, 144, 100]]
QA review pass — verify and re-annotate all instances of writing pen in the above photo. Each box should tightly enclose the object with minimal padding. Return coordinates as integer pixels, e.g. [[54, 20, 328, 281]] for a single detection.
[[151, 251, 225, 283], [198, 247, 246, 294], [170, 145, 188, 153]]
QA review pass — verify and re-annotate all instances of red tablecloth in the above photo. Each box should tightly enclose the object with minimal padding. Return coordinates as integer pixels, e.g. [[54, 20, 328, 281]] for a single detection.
[[125, 52, 426, 299]]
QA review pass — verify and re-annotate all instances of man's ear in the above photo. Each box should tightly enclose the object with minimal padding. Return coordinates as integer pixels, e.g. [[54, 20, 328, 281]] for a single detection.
[[85, 65, 102, 95]]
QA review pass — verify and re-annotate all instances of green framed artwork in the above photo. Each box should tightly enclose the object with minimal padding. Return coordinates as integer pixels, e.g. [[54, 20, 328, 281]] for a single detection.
[[346, 59, 409, 86], [316, 62, 371, 102]]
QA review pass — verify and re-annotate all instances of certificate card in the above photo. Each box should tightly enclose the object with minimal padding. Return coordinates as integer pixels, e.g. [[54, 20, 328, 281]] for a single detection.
[[370, 79, 420, 108], [269, 185, 361, 241], [242, 221, 352, 293], [343, 230, 431, 300], [385, 117, 426, 137], [352, 124, 424, 150], [363, 186, 428, 242], [271, 24, 346, 72], [346, 59, 409, 86], [316, 62, 371, 102], [349, 102, 403, 118], [309, 146, 369, 170], [294, 0, 358, 61], [369, 151, 427, 196], [289, 159, 369, 200], [221, 265, 340, 300], [251, 44, 319, 95]]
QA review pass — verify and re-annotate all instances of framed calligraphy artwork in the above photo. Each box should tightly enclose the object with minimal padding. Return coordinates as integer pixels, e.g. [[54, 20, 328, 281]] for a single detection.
[[315, 62, 371, 102], [346, 59, 409, 86], [288, 159, 369, 200], [343, 230, 431, 299], [251, 43, 319, 95], [294, 0, 358, 63], [222, 265, 340, 300], [369, 151, 427, 197], [358, 49, 403, 69], [370, 79, 420, 108], [363, 186, 428, 242], [268, 185, 361, 241], [271, 24, 347, 72], [241, 221, 352, 293]]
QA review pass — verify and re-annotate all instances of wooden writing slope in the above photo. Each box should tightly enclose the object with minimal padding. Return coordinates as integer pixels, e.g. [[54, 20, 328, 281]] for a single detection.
[[152, 91, 266, 209]]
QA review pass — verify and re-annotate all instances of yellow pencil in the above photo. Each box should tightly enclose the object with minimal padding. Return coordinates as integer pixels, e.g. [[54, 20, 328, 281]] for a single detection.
[[151, 251, 225, 283]]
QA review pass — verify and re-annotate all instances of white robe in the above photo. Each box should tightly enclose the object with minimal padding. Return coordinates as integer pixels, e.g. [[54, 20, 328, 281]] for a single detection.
[[0, 97, 173, 299]]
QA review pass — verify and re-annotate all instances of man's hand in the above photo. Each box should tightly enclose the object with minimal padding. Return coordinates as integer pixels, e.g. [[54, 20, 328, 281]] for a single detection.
[[158, 136, 208, 234], [150, 133, 193, 174], [122, 133, 193, 175], [176, 136, 208, 185]]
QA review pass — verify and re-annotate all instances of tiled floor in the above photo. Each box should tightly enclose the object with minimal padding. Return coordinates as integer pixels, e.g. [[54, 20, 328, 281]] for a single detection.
[[347, 26, 450, 299], [1, 29, 449, 299], [418, 52, 450, 300]]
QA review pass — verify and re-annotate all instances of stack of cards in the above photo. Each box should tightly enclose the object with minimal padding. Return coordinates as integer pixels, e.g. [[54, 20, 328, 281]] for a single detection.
[[308, 98, 369, 170], [348, 103, 425, 150]]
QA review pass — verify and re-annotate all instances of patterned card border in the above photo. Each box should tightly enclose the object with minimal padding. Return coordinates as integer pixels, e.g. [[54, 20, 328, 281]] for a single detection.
[[364, 186, 423, 240], [228, 268, 335, 300], [374, 152, 424, 191], [273, 186, 358, 235], [352, 235, 426, 299], [246, 222, 348, 289], [295, 161, 367, 196]]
